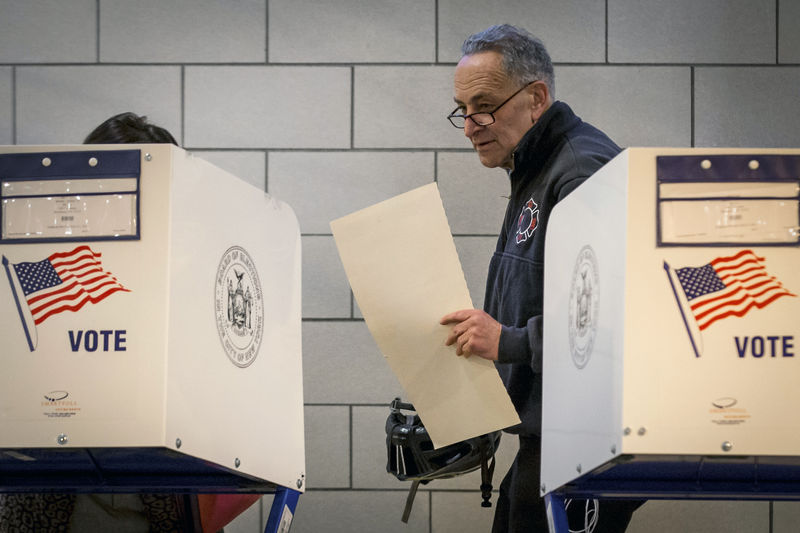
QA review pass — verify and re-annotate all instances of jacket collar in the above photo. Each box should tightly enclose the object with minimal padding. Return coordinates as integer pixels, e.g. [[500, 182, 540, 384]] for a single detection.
[[510, 101, 581, 180]]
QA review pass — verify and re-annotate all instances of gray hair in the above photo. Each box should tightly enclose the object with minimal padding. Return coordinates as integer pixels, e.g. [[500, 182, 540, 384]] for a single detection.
[[461, 24, 555, 98]]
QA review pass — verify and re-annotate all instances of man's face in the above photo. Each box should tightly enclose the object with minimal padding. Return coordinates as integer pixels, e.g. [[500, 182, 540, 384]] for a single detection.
[[453, 51, 537, 169]]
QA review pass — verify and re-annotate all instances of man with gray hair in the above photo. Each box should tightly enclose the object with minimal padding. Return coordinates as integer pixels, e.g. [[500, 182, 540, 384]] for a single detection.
[[440, 24, 641, 531]]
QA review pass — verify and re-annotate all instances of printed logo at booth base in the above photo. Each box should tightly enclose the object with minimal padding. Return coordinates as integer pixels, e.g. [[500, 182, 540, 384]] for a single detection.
[[568, 245, 599, 369], [41, 390, 80, 418], [709, 397, 750, 426], [215, 246, 264, 368]]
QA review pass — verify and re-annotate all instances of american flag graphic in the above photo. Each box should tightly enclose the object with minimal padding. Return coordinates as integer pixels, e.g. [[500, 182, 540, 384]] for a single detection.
[[8, 245, 129, 325], [675, 249, 795, 331]]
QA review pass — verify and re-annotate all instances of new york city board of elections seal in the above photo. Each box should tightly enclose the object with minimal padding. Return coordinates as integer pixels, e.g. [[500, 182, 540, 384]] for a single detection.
[[215, 246, 264, 368], [568, 245, 599, 369]]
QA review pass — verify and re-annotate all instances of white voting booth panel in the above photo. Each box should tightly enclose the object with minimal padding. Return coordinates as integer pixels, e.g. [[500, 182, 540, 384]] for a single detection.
[[0, 145, 304, 493], [541, 148, 800, 495]]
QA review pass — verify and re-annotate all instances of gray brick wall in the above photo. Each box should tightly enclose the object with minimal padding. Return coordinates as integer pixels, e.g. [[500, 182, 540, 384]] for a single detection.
[[100, 0, 267, 63], [608, 0, 777, 63], [2, 1, 799, 532], [269, 0, 435, 63]]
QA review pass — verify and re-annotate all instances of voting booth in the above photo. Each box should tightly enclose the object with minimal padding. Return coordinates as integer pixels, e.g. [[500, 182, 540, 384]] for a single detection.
[[541, 148, 800, 530], [0, 145, 304, 531]]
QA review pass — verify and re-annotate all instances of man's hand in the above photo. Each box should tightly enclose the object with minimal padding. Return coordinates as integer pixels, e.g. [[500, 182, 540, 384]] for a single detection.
[[440, 309, 501, 361]]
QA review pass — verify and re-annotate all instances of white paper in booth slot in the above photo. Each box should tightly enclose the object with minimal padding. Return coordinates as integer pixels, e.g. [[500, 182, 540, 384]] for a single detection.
[[330, 182, 520, 449]]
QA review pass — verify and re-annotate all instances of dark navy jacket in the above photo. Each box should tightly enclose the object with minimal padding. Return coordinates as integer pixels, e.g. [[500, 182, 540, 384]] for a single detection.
[[484, 101, 621, 436]]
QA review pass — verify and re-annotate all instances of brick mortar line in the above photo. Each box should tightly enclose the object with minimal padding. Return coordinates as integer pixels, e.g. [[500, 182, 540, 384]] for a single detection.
[[11, 66, 16, 143], [95, 0, 101, 63]]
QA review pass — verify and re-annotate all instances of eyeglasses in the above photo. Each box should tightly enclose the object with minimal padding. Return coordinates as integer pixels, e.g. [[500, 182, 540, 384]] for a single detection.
[[447, 81, 535, 129]]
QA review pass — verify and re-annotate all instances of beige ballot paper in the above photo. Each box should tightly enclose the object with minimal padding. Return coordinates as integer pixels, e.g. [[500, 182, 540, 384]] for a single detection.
[[330, 182, 520, 448]]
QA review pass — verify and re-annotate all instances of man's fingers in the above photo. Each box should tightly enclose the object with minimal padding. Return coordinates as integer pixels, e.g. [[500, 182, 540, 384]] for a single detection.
[[440, 312, 459, 325], [441, 309, 486, 358], [444, 320, 469, 346], [440, 309, 473, 324], [458, 337, 472, 358], [444, 330, 459, 346], [440, 309, 500, 362], [456, 334, 466, 354]]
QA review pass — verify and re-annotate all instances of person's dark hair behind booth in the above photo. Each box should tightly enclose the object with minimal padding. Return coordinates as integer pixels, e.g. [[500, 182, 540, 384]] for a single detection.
[[84, 112, 178, 145]]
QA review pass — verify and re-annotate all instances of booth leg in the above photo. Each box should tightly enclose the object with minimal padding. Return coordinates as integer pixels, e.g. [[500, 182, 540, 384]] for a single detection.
[[545, 492, 569, 533], [264, 487, 300, 533]]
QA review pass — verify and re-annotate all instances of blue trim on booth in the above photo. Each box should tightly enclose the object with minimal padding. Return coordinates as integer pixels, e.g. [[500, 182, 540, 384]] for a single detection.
[[0, 447, 278, 493], [0, 150, 141, 180], [545, 455, 800, 532], [265, 487, 301, 533]]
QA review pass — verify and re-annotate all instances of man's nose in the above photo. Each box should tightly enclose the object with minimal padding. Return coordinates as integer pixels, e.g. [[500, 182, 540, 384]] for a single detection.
[[464, 116, 481, 138]]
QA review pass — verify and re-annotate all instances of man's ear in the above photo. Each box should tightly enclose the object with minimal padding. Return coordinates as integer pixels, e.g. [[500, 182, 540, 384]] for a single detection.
[[528, 81, 551, 122]]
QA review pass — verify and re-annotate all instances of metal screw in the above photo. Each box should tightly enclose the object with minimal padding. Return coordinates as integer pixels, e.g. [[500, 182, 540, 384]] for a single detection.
[[610, 445, 617, 454], [540, 484, 546, 493], [235, 458, 241, 468], [42, 157, 52, 167], [623, 427, 631, 436], [175, 438, 182, 449], [637, 427, 647, 436], [721, 441, 733, 452], [88, 157, 98, 167], [144, 153, 152, 161], [57, 434, 68, 445], [576, 464, 582, 474], [297, 478, 303, 489]]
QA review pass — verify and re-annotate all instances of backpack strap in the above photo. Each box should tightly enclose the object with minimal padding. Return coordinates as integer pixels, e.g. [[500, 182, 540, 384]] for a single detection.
[[401, 479, 422, 523], [479, 436, 498, 508]]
